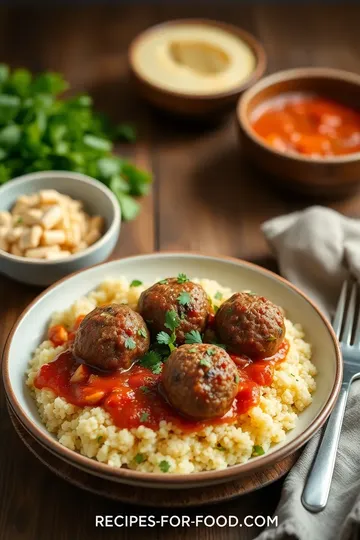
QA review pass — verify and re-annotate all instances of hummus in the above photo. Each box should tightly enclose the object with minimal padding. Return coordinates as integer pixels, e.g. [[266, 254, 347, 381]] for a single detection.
[[131, 23, 256, 96]]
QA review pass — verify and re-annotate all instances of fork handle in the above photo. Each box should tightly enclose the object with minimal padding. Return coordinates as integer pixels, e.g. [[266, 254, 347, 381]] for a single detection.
[[301, 381, 350, 513]]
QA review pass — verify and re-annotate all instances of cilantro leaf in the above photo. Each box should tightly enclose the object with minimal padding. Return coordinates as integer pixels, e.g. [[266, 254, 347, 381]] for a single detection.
[[158, 279, 168, 285], [159, 460, 170, 473], [137, 327, 147, 338], [135, 453, 145, 464], [164, 310, 180, 332], [185, 330, 202, 344], [130, 279, 143, 287], [199, 357, 211, 367], [266, 335, 277, 342], [125, 337, 136, 350], [157, 331, 171, 345], [140, 351, 163, 373], [140, 386, 150, 394], [177, 273, 189, 284], [0, 65, 152, 222], [177, 291, 192, 307], [214, 291, 223, 300], [252, 445, 265, 457], [140, 412, 149, 422]]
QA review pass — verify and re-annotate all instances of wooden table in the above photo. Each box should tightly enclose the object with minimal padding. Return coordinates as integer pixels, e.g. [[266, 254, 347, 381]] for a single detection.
[[1, 3, 360, 539]]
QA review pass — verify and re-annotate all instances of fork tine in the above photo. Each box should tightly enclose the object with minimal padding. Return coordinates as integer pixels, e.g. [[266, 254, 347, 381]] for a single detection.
[[342, 281, 357, 345], [333, 281, 348, 338], [352, 282, 360, 347]]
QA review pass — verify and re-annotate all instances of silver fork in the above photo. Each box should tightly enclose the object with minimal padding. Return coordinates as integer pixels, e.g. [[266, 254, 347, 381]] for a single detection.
[[302, 280, 360, 512]]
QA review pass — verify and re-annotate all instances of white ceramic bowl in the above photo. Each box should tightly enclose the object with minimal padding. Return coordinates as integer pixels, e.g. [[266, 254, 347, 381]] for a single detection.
[[0, 171, 121, 286], [3, 253, 342, 489]]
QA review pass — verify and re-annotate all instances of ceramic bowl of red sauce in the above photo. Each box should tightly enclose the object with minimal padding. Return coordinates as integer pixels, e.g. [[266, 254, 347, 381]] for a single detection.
[[237, 68, 360, 196]]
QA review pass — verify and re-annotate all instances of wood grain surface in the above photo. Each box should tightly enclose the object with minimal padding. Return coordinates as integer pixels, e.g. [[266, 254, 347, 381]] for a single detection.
[[1, 2, 360, 539]]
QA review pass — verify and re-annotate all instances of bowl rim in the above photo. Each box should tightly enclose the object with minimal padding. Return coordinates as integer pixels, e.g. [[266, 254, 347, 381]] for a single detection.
[[237, 66, 360, 164], [129, 18, 267, 101], [2, 251, 342, 485], [0, 171, 121, 265]]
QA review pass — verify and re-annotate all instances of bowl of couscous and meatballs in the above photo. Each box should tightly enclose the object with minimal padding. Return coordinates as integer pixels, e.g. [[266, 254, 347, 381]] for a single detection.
[[3, 253, 341, 489]]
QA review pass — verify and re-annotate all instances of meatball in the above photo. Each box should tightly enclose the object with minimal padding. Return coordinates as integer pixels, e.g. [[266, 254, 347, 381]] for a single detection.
[[138, 277, 210, 344], [73, 304, 150, 371], [215, 292, 285, 358], [162, 344, 239, 420]]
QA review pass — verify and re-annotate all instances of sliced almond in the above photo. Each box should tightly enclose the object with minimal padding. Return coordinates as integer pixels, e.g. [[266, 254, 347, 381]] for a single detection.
[[70, 364, 89, 384]]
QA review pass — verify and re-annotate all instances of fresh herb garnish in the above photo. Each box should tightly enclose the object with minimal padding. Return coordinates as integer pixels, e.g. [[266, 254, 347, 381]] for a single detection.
[[159, 460, 171, 473], [211, 341, 227, 350], [97, 435, 104, 443], [177, 273, 189, 284], [177, 291, 192, 307], [130, 279, 143, 287], [185, 330, 202, 345], [137, 327, 147, 338], [158, 279, 168, 285], [16, 216, 23, 224], [140, 351, 163, 374], [140, 385, 150, 394], [234, 373, 240, 384], [135, 453, 145, 464], [125, 337, 136, 350], [206, 348, 216, 356], [214, 291, 223, 301], [216, 444, 225, 452], [266, 336, 277, 342], [189, 348, 197, 353], [199, 357, 211, 367], [252, 445, 265, 457], [0, 65, 152, 220], [164, 310, 180, 331], [157, 331, 173, 346], [140, 412, 149, 422]]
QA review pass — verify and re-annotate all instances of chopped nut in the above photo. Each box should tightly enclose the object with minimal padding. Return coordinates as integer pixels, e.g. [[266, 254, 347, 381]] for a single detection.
[[7, 226, 24, 243], [10, 243, 22, 256], [41, 205, 63, 229], [39, 189, 63, 204], [25, 245, 60, 259], [70, 364, 89, 384], [85, 228, 101, 246], [42, 229, 66, 246], [23, 208, 43, 226], [0, 211, 12, 227], [45, 250, 71, 260]]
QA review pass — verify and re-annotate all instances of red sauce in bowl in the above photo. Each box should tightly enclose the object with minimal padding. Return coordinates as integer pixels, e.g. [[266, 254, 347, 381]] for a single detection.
[[34, 322, 289, 433], [251, 93, 360, 157]]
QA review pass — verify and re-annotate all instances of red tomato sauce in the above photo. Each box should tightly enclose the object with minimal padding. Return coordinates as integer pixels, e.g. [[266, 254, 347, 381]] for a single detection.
[[35, 324, 289, 433], [251, 93, 360, 157]]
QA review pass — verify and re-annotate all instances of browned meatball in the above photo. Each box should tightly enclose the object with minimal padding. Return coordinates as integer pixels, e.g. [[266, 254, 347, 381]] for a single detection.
[[138, 277, 210, 344], [162, 344, 239, 420], [73, 304, 150, 371], [216, 292, 285, 358]]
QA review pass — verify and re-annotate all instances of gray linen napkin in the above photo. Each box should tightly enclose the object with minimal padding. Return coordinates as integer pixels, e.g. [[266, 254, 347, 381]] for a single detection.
[[256, 206, 360, 540]]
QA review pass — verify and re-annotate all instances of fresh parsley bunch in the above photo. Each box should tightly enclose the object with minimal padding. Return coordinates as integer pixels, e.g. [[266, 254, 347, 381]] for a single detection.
[[0, 65, 152, 220]]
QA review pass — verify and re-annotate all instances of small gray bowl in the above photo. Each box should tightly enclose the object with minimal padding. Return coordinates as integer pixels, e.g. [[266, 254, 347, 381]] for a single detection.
[[0, 171, 121, 286]]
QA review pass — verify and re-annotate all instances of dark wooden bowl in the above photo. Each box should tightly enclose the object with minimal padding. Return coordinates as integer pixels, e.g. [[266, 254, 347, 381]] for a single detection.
[[236, 67, 360, 197], [129, 19, 266, 118]]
